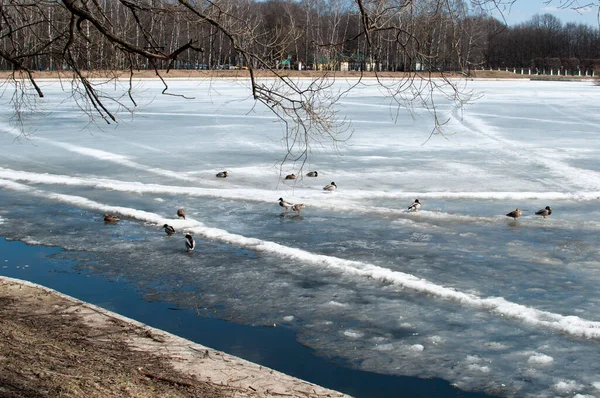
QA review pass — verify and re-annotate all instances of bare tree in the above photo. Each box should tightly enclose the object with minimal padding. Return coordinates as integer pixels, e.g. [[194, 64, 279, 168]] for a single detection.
[[0, 0, 598, 164]]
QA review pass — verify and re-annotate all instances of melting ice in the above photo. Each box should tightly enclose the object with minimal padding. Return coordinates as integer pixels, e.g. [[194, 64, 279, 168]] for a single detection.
[[1, 77, 600, 397]]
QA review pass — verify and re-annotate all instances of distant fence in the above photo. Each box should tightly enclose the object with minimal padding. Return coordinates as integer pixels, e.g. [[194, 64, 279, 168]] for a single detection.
[[492, 67, 595, 77]]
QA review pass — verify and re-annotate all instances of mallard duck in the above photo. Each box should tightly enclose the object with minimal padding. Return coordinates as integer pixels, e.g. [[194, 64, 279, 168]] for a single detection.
[[279, 197, 293, 210], [323, 181, 337, 191], [103, 214, 119, 223], [177, 208, 186, 219], [291, 203, 305, 215], [216, 171, 229, 178], [185, 233, 195, 252], [535, 206, 552, 219], [408, 199, 421, 212], [306, 171, 318, 177], [162, 224, 175, 235], [506, 208, 522, 220], [285, 174, 296, 180]]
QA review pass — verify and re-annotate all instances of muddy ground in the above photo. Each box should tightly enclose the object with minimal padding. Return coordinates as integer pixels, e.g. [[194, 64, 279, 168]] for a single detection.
[[0, 278, 347, 398]]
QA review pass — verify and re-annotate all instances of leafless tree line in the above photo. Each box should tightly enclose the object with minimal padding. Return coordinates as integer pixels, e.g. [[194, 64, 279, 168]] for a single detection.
[[0, 0, 598, 161], [1, 2, 597, 74], [486, 13, 600, 72]]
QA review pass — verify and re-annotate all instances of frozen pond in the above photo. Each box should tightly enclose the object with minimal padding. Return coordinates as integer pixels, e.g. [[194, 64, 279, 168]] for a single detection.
[[1, 77, 600, 397]]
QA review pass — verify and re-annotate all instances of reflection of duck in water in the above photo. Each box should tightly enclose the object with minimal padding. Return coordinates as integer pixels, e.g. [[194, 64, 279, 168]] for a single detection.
[[216, 171, 229, 178], [285, 174, 296, 180], [177, 208, 186, 219], [103, 214, 119, 223], [291, 203, 305, 215], [323, 182, 337, 192], [162, 224, 175, 235], [306, 171, 318, 177], [279, 197, 293, 210], [506, 208, 522, 220], [535, 206, 552, 219], [408, 199, 421, 212], [185, 233, 195, 252]]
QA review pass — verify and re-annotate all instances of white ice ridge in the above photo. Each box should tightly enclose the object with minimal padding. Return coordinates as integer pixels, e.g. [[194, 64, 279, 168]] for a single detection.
[[3, 176, 600, 341], [3, 167, 600, 204], [4, 167, 600, 227]]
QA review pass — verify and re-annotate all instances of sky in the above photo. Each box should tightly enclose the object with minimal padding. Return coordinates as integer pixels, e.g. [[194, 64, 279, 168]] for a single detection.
[[487, 0, 600, 27]]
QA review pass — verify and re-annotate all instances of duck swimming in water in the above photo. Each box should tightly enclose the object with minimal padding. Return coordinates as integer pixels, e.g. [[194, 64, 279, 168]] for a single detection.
[[306, 171, 318, 177], [177, 208, 186, 219], [216, 171, 229, 178], [279, 197, 293, 210], [185, 233, 195, 252], [291, 203, 305, 215], [285, 174, 296, 180], [162, 224, 176, 235], [408, 199, 421, 212], [103, 214, 119, 223], [506, 208, 522, 220], [323, 182, 337, 192], [535, 206, 552, 219]]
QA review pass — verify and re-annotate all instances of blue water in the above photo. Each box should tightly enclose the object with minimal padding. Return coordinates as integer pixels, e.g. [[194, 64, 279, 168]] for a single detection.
[[0, 237, 494, 398]]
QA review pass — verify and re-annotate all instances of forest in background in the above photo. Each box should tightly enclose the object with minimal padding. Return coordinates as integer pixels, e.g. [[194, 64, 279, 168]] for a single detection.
[[1, 1, 599, 75]]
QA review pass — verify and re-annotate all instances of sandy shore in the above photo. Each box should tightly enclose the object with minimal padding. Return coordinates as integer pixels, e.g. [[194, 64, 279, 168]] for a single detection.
[[0, 276, 349, 398]]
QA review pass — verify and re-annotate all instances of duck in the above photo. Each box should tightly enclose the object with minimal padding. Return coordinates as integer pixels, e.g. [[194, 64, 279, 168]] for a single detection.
[[216, 171, 229, 178], [506, 208, 522, 220], [291, 203, 305, 215], [285, 174, 296, 180], [306, 171, 318, 177], [177, 208, 186, 219], [103, 214, 119, 223], [408, 199, 421, 212], [279, 197, 293, 210], [323, 181, 337, 191], [162, 224, 176, 235], [185, 233, 196, 252], [535, 206, 552, 219]]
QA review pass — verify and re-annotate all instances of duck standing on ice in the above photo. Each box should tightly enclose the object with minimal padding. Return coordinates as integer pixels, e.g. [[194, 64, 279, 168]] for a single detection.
[[323, 182, 337, 192], [506, 208, 522, 220], [535, 206, 552, 219], [408, 199, 421, 212], [185, 233, 195, 252], [291, 203, 305, 215], [279, 197, 293, 210]]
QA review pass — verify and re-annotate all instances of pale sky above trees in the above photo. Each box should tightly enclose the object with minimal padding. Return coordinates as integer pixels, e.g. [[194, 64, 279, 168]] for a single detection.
[[499, 0, 599, 26]]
